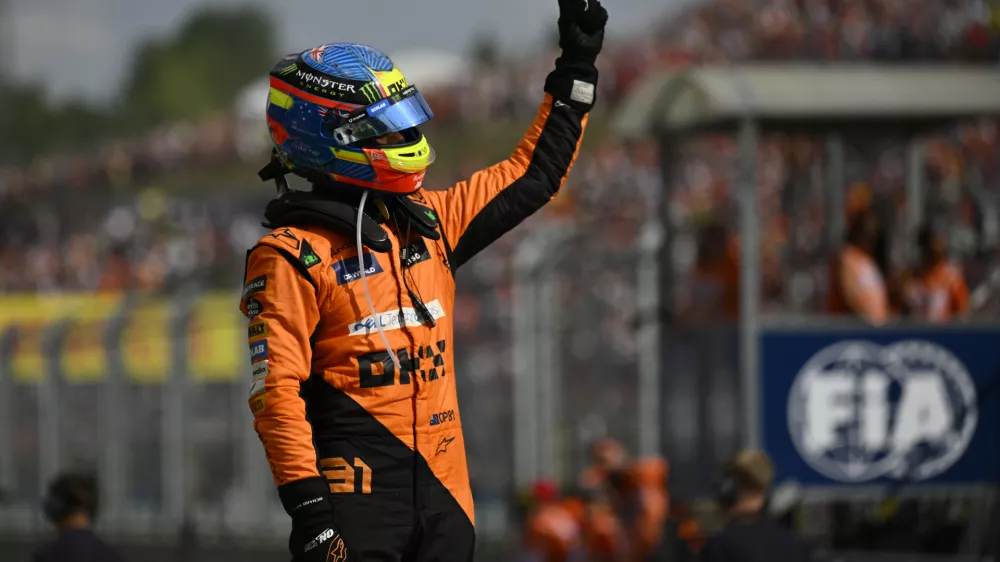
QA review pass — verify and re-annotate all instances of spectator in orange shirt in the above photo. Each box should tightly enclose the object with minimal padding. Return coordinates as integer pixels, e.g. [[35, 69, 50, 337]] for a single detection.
[[902, 224, 970, 322], [828, 211, 889, 325], [581, 487, 631, 562], [687, 221, 739, 323], [580, 440, 670, 561], [626, 458, 670, 561], [522, 480, 585, 562], [579, 438, 630, 491]]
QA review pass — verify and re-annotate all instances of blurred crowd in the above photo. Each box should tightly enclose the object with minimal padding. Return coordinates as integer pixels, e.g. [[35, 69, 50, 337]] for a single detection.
[[0, 0, 998, 305], [519, 439, 681, 562], [0, 2, 998, 558]]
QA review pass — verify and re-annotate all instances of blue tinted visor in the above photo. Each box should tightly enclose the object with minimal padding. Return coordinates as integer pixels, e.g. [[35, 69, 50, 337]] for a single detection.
[[328, 86, 435, 145]]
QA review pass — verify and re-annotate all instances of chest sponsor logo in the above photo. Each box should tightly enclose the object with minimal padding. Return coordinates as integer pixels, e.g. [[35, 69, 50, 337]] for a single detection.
[[246, 297, 262, 320], [348, 300, 445, 336], [249, 340, 269, 363], [248, 321, 268, 340], [402, 238, 431, 269], [430, 410, 455, 426], [333, 252, 384, 286], [357, 340, 448, 388], [243, 276, 266, 300], [331, 242, 351, 257]]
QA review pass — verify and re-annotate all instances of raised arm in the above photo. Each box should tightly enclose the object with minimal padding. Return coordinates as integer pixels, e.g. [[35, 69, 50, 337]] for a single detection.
[[423, 0, 608, 271]]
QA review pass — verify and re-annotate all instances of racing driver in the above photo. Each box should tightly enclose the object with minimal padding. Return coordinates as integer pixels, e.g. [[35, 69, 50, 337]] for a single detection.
[[240, 1, 607, 560]]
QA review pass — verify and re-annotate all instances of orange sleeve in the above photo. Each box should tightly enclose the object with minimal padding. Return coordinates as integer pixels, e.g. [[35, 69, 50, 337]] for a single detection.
[[423, 95, 588, 270], [241, 244, 321, 486]]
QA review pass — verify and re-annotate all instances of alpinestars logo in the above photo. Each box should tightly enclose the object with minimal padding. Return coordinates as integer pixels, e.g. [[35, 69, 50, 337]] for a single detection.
[[788, 340, 977, 483]]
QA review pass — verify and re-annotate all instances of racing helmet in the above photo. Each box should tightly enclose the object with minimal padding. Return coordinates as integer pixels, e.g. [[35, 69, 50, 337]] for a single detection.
[[265, 43, 435, 194]]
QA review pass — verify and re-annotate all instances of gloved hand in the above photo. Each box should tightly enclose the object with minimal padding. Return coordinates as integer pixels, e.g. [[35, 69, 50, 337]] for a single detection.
[[545, 0, 609, 112], [557, 0, 609, 65], [280, 477, 349, 562]]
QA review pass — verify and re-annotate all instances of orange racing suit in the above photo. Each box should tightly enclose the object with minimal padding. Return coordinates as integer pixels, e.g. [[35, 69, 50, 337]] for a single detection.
[[241, 96, 587, 561]]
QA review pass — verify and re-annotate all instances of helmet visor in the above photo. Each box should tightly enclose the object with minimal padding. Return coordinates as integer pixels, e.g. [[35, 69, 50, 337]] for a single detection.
[[327, 86, 434, 146]]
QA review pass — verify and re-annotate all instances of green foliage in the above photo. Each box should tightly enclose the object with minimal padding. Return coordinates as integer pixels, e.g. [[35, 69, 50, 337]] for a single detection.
[[1, 6, 277, 163], [122, 7, 276, 128], [0, 82, 113, 162]]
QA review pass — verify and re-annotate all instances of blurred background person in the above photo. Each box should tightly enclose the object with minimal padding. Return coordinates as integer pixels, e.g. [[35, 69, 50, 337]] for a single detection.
[[579, 439, 670, 561], [827, 210, 890, 325], [685, 219, 739, 324], [579, 486, 630, 562], [623, 457, 670, 562], [521, 480, 585, 562], [699, 450, 810, 562], [33, 473, 125, 562], [900, 223, 970, 321], [580, 439, 631, 492]]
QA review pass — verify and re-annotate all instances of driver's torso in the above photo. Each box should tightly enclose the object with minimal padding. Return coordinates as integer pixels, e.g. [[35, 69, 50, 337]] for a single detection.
[[245, 207, 473, 524]]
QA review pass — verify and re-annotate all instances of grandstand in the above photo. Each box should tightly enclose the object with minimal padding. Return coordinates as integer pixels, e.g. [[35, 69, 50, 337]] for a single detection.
[[1, 1, 999, 561]]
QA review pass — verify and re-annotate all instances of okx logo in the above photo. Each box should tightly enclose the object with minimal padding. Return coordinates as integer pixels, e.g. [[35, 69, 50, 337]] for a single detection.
[[357, 340, 448, 388], [787, 340, 977, 483]]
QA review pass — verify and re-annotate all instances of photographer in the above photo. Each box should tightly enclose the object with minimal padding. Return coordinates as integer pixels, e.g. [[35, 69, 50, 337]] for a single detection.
[[33, 473, 125, 562], [699, 450, 810, 562]]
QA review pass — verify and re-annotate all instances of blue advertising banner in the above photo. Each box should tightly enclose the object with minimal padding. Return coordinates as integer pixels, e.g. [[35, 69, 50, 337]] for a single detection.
[[760, 327, 1000, 486]]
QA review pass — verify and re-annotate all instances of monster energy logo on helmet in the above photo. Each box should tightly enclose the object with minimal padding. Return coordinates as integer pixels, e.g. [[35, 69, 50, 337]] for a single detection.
[[360, 83, 381, 104], [279, 63, 298, 76]]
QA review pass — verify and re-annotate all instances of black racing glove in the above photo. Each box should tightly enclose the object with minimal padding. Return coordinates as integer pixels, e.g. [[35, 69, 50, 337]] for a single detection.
[[545, 0, 609, 113], [279, 477, 349, 562]]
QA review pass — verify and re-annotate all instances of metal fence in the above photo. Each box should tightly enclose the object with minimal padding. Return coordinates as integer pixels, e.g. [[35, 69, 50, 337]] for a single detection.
[[510, 214, 746, 498], [0, 293, 281, 541], [0, 283, 526, 544]]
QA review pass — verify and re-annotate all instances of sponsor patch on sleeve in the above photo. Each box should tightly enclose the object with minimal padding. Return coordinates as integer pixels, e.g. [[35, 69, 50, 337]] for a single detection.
[[245, 297, 263, 320], [570, 80, 595, 105], [248, 320, 269, 341], [249, 379, 267, 398], [249, 395, 267, 415], [251, 360, 269, 380], [249, 340, 269, 363], [332, 252, 384, 285], [242, 276, 267, 300]]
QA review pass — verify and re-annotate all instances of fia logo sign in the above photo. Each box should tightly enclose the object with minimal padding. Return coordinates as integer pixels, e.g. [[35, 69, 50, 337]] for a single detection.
[[787, 340, 977, 483]]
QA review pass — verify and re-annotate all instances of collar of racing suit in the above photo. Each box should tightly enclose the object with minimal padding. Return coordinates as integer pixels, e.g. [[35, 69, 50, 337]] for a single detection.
[[261, 186, 441, 253]]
